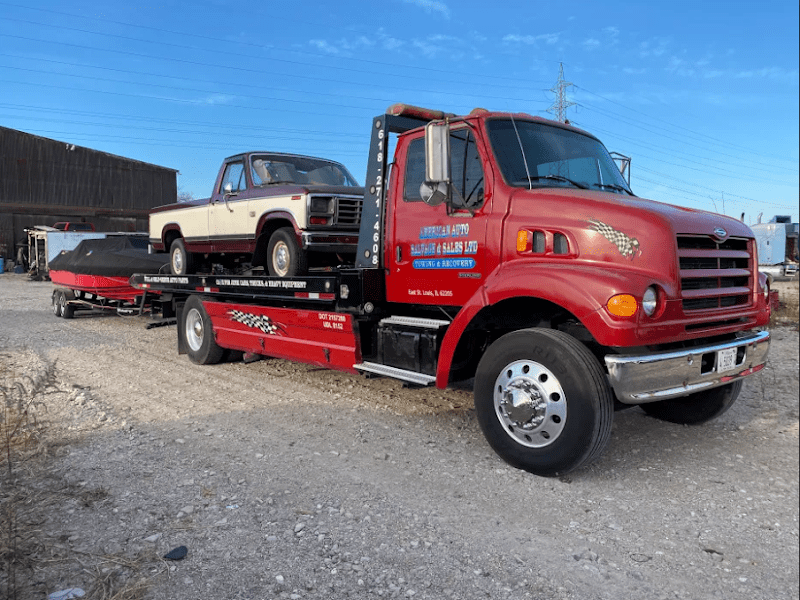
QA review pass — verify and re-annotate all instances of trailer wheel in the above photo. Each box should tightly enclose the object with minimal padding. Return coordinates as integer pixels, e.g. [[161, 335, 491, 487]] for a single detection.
[[474, 328, 614, 477], [52, 290, 63, 318], [182, 295, 224, 365], [60, 292, 74, 319], [640, 380, 743, 424], [267, 228, 307, 277], [170, 238, 194, 275]]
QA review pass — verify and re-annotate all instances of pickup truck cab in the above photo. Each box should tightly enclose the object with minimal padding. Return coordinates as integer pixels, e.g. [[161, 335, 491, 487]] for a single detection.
[[149, 152, 363, 276]]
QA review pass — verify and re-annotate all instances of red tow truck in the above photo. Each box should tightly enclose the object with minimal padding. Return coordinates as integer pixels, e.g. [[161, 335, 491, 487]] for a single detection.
[[134, 104, 771, 476]]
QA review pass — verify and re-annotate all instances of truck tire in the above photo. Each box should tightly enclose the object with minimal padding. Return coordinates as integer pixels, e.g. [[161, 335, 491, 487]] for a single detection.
[[640, 380, 743, 424], [182, 295, 224, 365], [170, 238, 194, 275], [267, 228, 307, 277], [474, 328, 614, 477]]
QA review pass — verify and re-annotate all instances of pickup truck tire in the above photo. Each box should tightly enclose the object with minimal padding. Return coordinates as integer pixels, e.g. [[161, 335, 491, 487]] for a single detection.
[[182, 295, 224, 365], [640, 380, 743, 424], [267, 228, 307, 277], [170, 238, 194, 276], [474, 328, 614, 477]]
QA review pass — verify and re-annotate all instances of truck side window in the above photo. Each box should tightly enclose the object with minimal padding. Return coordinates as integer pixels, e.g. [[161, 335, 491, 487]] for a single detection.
[[451, 129, 484, 208], [403, 130, 485, 208], [220, 162, 246, 193], [403, 138, 426, 202]]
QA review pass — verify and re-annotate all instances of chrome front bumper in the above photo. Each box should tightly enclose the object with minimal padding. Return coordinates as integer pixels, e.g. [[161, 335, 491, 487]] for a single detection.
[[604, 331, 770, 404]]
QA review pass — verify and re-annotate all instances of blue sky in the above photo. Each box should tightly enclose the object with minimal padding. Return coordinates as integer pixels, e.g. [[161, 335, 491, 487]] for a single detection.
[[1, 0, 797, 223]]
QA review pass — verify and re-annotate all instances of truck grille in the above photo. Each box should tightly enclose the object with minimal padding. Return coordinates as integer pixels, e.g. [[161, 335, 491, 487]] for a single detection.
[[677, 235, 753, 311], [334, 196, 362, 227]]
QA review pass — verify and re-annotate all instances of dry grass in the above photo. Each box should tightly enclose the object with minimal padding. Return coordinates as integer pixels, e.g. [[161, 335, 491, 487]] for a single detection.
[[1, 353, 161, 599], [771, 293, 800, 327], [1, 352, 57, 599]]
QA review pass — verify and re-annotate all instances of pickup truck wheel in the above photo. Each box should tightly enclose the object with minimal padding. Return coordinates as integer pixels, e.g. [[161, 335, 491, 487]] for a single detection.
[[267, 228, 307, 277], [170, 238, 194, 275], [182, 295, 224, 365], [474, 328, 614, 477], [640, 380, 743, 424]]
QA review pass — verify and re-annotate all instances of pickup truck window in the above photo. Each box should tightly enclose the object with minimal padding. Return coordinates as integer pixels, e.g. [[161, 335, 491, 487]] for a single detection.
[[250, 154, 359, 187], [404, 129, 485, 207], [220, 162, 246, 193], [486, 119, 632, 195]]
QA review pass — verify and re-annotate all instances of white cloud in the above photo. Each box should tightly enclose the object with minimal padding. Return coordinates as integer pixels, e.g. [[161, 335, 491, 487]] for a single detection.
[[502, 33, 560, 46], [623, 67, 646, 75], [583, 38, 600, 48], [402, 0, 450, 19]]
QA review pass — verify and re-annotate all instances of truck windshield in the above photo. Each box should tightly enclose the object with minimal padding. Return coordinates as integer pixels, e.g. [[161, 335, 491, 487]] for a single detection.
[[251, 154, 359, 187], [486, 119, 633, 195]]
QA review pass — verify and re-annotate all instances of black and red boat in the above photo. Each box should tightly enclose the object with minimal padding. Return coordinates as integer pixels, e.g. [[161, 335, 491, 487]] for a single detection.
[[49, 236, 169, 318]]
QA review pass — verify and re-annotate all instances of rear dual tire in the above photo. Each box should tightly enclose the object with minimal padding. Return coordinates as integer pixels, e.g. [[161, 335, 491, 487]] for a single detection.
[[182, 295, 224, 365]]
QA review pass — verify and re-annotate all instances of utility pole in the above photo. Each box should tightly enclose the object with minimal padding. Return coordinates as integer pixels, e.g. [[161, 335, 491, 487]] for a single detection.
[[547, 62, 576, 123]]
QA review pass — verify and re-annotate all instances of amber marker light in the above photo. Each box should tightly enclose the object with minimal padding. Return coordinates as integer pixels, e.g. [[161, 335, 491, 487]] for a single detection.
[[517, 230, 529, 252], [606, 294, 638, 317]]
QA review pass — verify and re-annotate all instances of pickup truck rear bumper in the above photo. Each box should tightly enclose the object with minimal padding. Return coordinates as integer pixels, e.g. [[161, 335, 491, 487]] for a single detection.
[[301, 231, 359, 253], [604, 330, 770, 404]]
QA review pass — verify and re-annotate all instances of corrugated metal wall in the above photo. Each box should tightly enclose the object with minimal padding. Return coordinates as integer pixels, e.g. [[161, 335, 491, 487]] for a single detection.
[[0, 126, 177, 261]]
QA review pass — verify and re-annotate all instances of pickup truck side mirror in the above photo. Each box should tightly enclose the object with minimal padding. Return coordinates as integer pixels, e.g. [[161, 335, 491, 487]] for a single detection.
[[422, 121, 451, 206], [223, 182, 237, 197]]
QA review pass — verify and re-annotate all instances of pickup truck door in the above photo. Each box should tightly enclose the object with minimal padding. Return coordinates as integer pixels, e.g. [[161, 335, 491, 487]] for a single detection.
[[386, 129, 488, 307], [208, 160, 253, 252]]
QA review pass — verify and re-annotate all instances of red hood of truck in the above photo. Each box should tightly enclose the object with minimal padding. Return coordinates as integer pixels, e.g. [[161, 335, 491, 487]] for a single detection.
[[510, 188, 753, 239]]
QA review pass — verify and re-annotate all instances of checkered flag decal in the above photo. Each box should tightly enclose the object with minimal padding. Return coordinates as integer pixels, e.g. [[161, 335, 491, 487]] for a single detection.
[[589, 219, 641, 260], [229, 310, 284, 335]]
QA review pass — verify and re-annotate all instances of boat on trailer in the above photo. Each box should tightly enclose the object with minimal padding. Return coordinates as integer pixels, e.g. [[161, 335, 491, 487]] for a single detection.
[[49, 236, 169, 318]]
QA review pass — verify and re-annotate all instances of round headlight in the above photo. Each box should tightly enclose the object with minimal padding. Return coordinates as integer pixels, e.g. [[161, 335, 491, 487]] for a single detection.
[[642, 286, 658, 316]]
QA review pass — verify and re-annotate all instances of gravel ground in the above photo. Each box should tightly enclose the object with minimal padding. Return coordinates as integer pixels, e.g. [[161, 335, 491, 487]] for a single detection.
[[1, 274, 798, 600]]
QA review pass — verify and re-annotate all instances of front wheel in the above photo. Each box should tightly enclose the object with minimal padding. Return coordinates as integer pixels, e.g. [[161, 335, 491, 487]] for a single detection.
[[474, 328, 614, 477], [181, 295, 224, 365], [170, 238, 194, 275], [640, 380, 743, 424], [266, 228, 307, 277]]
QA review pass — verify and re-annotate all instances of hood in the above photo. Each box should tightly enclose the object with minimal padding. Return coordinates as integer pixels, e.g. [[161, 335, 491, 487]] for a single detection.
[[504, 187, 755, 286]]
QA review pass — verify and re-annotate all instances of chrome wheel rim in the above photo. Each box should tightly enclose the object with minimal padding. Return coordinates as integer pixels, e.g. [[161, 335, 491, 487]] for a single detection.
[[493, 360, 567, 448], [172, 248, 184, 274], [272, 242, 290, 277], [185, 307, 204, 352]]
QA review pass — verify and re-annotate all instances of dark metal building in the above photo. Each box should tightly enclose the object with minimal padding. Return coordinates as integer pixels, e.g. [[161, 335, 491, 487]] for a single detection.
[[1, 126, 177, 263]]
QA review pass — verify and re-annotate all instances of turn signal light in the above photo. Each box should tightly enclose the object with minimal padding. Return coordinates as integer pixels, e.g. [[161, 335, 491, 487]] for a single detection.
[[517, 230, 529, 252], [607, 294, 638, 317]]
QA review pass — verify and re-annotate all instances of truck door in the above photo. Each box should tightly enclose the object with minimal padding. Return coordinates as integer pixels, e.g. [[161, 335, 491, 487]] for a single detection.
[[386, 127, 488, 306], [209, 160, 251, 252]]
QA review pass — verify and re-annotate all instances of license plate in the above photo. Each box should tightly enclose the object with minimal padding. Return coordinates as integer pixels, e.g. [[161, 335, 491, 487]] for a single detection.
[[717, 347, 737, 373]]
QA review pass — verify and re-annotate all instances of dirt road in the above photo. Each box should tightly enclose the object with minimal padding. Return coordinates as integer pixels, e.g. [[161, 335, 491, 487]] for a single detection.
[[2, 275, 798, 600]]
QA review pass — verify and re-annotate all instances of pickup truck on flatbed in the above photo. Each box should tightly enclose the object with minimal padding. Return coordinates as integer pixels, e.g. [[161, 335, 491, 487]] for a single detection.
[[136, 104, 771, 476], [149, 152, 363, 277]]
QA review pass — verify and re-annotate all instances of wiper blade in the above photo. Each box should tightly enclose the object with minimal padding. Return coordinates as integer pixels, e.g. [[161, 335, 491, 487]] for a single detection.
[[527, 175, 589, 190], [591, 182, 633, 195]]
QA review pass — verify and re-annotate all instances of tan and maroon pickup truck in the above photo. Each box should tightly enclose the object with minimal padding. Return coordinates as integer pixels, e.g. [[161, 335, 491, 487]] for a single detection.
[[149, 152, 364, 276]]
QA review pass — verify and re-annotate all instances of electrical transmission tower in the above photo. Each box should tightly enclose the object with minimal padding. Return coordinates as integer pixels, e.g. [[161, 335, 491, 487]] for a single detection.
[[547, 62, 576, 123]]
